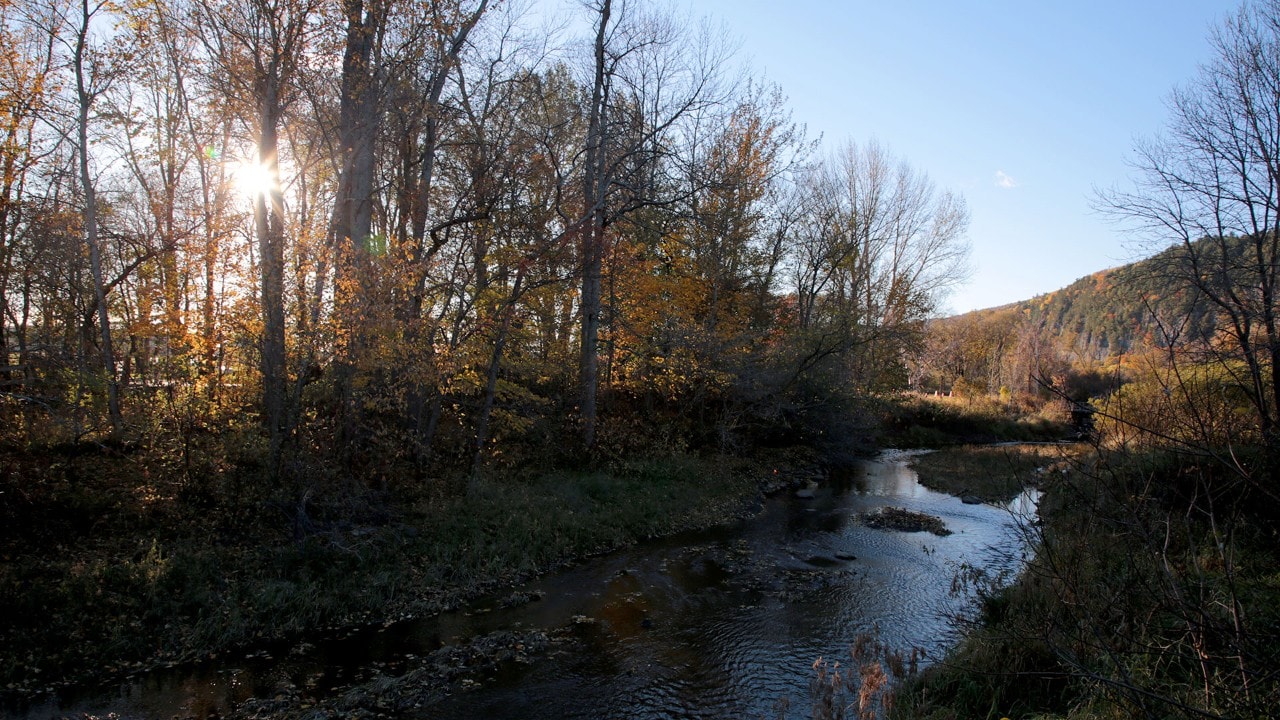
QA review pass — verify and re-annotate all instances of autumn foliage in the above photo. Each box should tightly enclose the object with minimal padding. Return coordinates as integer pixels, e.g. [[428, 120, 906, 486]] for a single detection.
[[0, 0, 969, 482]]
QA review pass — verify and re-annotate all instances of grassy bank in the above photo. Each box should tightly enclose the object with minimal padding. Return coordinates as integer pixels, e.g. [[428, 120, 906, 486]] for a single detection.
[[909, 443, 1085, 503], [0, 443, 791, 697], [891, 447, 1280, 719], [877, 392, 1072, 447]]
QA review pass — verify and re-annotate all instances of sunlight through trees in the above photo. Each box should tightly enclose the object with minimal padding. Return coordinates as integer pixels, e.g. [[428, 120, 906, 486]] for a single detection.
[[0, 0, 970, 472]]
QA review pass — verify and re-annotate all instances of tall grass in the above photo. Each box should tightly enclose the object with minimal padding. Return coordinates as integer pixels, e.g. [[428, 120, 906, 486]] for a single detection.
[[910, 443, 1085, 503], [878, 393, 1070, 447]]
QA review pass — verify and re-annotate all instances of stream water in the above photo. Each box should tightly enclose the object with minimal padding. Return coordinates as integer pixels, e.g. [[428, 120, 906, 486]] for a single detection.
[[14, 449, 1038, 719]]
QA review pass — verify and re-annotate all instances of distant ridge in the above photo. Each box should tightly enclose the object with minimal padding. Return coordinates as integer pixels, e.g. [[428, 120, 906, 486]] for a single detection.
[[947, 238, 1222, 363]]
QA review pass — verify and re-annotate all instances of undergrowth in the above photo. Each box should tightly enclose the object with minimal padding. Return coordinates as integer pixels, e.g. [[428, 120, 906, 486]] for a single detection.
[[909, 443, 1085, 503]]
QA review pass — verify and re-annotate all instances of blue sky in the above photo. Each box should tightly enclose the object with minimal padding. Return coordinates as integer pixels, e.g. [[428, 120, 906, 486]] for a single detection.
[[691, 0, 1242, 313]]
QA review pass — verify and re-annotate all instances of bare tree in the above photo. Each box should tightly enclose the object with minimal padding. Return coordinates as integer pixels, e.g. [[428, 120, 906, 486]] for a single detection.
[[576, 0, 730, 448], [1100, 0, 1280, 484], [790, 141, 970, 391], [65, 0, 127, 436], [400, 0, 490, 313], [379, 0, 491, 462]]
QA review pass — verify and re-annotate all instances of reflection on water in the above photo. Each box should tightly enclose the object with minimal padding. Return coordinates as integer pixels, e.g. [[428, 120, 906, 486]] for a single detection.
[[14, 450, 1038, 720]]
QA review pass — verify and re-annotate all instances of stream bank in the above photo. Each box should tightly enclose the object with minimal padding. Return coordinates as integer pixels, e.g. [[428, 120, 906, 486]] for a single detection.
[[1, 447, 823, 713], [15, 449, 1040, 720]]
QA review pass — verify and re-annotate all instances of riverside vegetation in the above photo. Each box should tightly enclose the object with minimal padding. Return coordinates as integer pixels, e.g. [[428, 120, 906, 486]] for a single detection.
[[0, 438, 794, 696], [0, 392, 1071, 718], [0, 389, 1068, 704], [892, 442, 1280, 719]]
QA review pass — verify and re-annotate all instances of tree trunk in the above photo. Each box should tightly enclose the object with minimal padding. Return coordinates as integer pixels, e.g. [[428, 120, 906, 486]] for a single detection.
[[330, 0, 383, 257], [0, 153, 14, 367], [74, 5, 122, 438], [578, 0, 611, 450], [579, 226, 603, 448], [472, 272, 524, 478], [329, 0, 386, 456], [256, 75, 288, 465], [471, 319, 509, 479]]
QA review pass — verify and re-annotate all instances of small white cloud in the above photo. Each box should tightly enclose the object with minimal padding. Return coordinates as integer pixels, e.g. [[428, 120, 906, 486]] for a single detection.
[[995, 170, 1018, 189]]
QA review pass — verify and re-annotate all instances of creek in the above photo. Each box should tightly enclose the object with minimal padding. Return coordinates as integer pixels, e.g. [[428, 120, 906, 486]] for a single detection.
[[15, 449, 1038, 719]]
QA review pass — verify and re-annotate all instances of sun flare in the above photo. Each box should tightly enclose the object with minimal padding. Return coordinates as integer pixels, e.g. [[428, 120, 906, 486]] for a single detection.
[[229, 156, 276, 200]]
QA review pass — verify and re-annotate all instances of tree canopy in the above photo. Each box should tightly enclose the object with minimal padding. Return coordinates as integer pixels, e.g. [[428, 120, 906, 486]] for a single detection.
[[0, 0, 970, 477]]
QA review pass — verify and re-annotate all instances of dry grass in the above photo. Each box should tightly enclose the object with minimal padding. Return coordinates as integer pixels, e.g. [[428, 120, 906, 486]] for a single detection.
[[909, 443, 1089, 503]]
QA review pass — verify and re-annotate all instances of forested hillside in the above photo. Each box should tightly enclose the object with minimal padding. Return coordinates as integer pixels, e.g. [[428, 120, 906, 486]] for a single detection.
[[914, 236, 1226, 398]]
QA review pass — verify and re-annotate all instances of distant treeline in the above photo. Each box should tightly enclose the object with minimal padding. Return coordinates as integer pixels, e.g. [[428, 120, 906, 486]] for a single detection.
[[913, 235, 1238, 400]]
